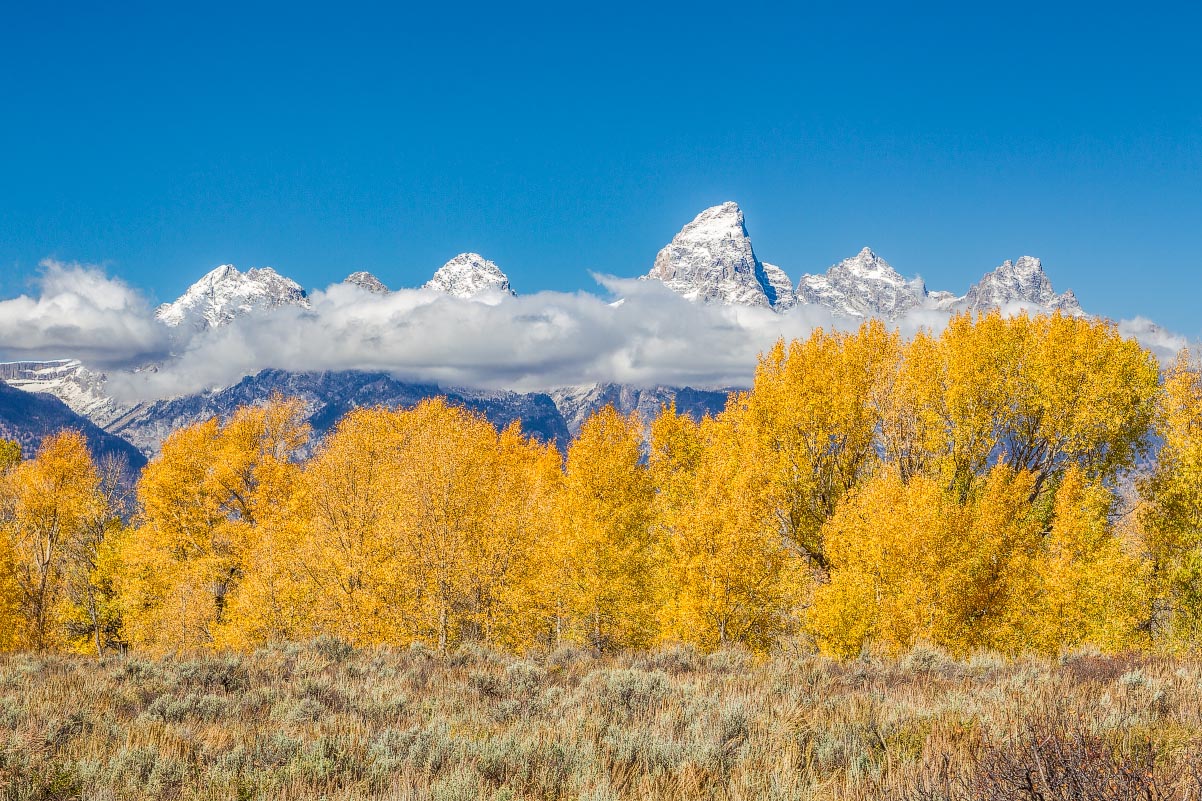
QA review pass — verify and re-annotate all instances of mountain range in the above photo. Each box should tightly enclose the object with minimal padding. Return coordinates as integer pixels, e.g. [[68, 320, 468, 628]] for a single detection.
[[0, 378, 146, 472], [0, 201, 1093, 462], [646, 202, 1082, 318]]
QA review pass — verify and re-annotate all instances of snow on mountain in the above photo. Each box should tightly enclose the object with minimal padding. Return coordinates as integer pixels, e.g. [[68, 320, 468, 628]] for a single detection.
[[760, 263, 797, 311], [954, 256, 1083, 315], [643, 202, 792, 310], [108, 369, 569, 457], [343, 271, 390, 294], [797, 248, 928, 318], [0, 381, 146, 472], [423, 253, 514, 299], [0, 360, 133, 428], [155, 264, 311, 330], [550, 383, 730, 437]]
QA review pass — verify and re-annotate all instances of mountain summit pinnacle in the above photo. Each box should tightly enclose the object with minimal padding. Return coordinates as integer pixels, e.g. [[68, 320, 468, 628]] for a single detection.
[[155, 264, 310, 330], [423, 253, 515, 299], [343, 271, 389, 294], [643, 202, 795, 310], [956, 256, 1083, 315], [797, 248, 927, 318]]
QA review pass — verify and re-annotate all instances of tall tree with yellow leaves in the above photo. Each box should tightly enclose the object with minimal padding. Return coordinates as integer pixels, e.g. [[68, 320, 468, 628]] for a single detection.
[[650, 404, 809, 653], [1029, 466, 1149, 654], [553, 406, 658, 652], [1139, 352, 1202, 647], [274, 400, 559, 653], [0, 439, 19, 472], [744, 321, 898, 572], [116, 398, 309, 653], [0, 439, 22, 651], [0, 431, 107, 651], [809, 465, 1045, 658], [891, 312, 1159, 504]]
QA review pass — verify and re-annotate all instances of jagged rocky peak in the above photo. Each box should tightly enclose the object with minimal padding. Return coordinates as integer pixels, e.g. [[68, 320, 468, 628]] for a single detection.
[[644, 201, 793, 310], [797, 247, 927, 318], [423, 253, 515, 299], [760, 263, 797, 311], [156, 264, 311, 330], [957, 256, 1082, 315], [343, 271, 389, 294]]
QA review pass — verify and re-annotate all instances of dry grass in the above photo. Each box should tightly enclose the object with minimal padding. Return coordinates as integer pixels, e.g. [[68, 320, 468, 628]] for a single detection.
[[1, 641, 1200, 800]]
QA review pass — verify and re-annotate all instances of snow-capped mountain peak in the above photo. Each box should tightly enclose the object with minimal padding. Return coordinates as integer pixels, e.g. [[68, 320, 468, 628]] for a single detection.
[[797, 248, 927, 318], [956, 256, 1082, 315], [156, 264, 310, 330], [760, 262, 797, 311], [643, 201, 793, 310], [423, 253, 515, 299], [343, 271, 389, 294]]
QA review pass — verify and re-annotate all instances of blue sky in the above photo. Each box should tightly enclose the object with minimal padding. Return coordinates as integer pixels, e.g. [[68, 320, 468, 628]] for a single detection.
[[2, 1, 1200, 332]]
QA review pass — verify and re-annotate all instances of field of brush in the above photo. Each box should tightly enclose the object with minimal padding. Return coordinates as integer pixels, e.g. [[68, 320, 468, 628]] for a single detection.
[[1, 641, 1200, 800]]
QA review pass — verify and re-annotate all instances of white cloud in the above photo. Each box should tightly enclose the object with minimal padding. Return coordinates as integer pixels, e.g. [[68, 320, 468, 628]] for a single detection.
[[0, 261, 170, 367], [2, 265, 1193, 405], [1118, 316, 1192, 365], [107, 277, 855, 402]]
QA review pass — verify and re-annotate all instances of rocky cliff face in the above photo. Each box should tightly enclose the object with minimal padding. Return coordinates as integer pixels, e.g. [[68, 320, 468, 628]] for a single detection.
[[643, 202, 793, 310], [550, 383, 730, 437], [954, 256, 1083, 315], [797, 248, 928, 318], [343, 272, 390, 294]]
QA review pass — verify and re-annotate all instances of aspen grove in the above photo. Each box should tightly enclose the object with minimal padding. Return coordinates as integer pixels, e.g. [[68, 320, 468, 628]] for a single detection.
[[7, 311, 1202, 659]]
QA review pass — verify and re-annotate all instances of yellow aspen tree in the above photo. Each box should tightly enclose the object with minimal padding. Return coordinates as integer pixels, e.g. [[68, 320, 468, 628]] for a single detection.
[[744, 321, 898, 571], [554, 406, 658, 652], [290, 401, 557, 653], [0, 439, 19, 471], [1138, 352, 1202, 647], [117, 397, 309, 653], [475, 424, 562, 652], [58, 456, 131, 656], [810, 465, 1044, 658], [0, 431, 103, 651], [942, 465, 1043, 654], [876, 330, 948, 483], [1030, 466, 1149, 654], [930, 311, 1158, 503], [0, 439, 23, 651], [389, 400, 507, 653], [808, 469, 949, 658], [651, 404, 808, 653], [289, 407, 413, 645], [1018, 313, 1159, 489]]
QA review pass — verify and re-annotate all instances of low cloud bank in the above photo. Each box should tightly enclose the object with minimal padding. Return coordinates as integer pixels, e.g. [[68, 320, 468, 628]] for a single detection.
[[0, 261, 171, 368], [0, 264, 1192, 404], [107, 278, 854, 401]]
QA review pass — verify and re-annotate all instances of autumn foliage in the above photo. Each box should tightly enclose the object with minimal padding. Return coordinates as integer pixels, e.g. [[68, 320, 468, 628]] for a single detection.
[[7, 311, 1202, 658]]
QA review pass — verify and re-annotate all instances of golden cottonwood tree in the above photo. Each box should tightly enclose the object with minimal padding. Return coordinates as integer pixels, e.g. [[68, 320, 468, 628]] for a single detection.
[[269, 400, 559, 653], [1139, 352, 1202, 647], [116, 398, 309, 653], [745, 321, 898, 571], [883, 312, 1159, 504], [809, 466, 1044, 658], [0, 431, 108, 651], [553, 406, 658, 652], [56, 456, 133, 656], [650, 404, 808, 653], [0, 439, 22, 651], [1029, 467, 1149, 654], [0, 439, 19, 471]]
